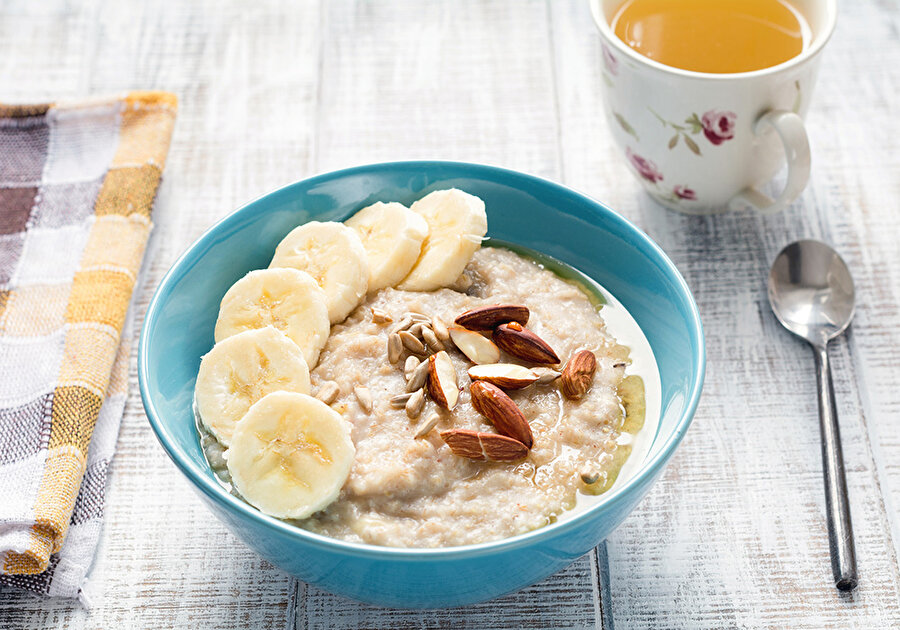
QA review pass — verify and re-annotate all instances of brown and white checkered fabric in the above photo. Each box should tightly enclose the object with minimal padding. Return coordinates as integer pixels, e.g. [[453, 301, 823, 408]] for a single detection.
[[0, 92, 176, 600]]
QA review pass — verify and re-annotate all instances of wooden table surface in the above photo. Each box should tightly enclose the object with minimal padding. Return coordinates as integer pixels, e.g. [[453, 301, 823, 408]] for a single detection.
[[2, 0, 899, 627]]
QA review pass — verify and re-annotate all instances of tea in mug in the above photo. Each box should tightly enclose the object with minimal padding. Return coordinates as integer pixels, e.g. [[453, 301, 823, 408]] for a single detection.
[[610, 0, 809, 74]]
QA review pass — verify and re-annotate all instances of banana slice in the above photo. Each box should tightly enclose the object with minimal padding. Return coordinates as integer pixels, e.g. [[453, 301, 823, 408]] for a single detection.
[[196, 327, 311, 447], [397, 189, 488, 291], [226, 391, 355, 519], [345, 202, 428, 292], [269, 221, 369, 323], [214, 268, 330, 368]]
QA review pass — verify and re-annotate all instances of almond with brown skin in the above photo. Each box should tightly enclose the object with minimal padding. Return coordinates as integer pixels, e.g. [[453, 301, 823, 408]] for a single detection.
[[469, 381, 533, 448], [454, 304, 529, 331], [427, 351, 459, 410], [448, 325, 500, 364], [467, 363, 539, 390], [492, 322, 560, 365], [440, 429, 528, 462], [559, 349, 597, 400]]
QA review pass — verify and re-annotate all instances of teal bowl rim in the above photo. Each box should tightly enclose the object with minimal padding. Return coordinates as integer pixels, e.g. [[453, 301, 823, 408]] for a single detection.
[[139, 160, 705, 561]]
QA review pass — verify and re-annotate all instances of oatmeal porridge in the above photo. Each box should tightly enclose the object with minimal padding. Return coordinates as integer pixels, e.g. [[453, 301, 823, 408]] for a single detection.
[[196, 189, 657, 548]]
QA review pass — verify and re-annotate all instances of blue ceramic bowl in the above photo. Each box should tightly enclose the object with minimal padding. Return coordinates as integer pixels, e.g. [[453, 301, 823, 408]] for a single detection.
[[139, 161, 704, 608]]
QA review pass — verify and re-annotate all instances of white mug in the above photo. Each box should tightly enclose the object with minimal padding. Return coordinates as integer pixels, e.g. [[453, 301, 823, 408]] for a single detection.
[[590, 0, 837, 215]]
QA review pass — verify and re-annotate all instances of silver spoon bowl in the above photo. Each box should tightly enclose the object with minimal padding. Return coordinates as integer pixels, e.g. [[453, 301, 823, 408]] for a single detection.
[[768, 239, 858, 591]]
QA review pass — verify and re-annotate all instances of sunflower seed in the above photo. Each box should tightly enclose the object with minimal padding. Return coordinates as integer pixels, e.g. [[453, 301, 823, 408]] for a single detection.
[[371, 307, 392, 324], [422, 327, 444, 352], [354, 386, 373, 413], [414, 412, 440, 439], [399, 330, 426, 355], [409, 322, 425, 337], [406, 359, 430, 392], [315, 381, 340, 405], [388, 333, 403, 363], [431, 316, 450, 343], [404, 355, 421, 380], [407, 312, 431, 323], [390, 317, 414, 335], [390, 393, 413, 408], [533, 368, 562, 385], [405, 388, 426, 419]]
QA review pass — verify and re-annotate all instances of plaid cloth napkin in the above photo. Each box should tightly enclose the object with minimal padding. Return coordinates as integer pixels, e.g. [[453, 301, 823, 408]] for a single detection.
[[0, 92, 176, 601]]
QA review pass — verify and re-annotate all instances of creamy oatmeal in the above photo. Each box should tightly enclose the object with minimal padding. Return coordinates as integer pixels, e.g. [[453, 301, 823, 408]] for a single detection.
[[202, 246, 649, 547]]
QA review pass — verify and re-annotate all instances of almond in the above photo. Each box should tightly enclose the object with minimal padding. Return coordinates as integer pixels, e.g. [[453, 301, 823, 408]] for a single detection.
[[448, 326, 501, 365], [454, 304, 529, 331], [559, 350, 597, 400], [469, 381, 533, 448], [440, 429, 528, 462], [492, 322, 560, 365], [427, 351, 459, 410], [467, 363, 539, 390], [533, 367, 562, 384]]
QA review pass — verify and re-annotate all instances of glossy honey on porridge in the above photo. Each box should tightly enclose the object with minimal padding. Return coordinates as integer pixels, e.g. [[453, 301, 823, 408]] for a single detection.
[[195, 188, 659, 547]]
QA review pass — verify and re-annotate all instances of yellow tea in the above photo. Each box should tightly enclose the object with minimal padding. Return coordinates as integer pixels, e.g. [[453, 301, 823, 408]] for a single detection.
[[610, 0, 808, 74]]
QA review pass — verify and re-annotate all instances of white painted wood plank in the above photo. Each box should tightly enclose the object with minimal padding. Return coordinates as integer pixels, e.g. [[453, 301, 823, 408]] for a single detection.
[[296, 1, 603, 626], [300, 555, 599, 630], [550, 0, 900, 627], [313, 0, 562, 180], [0, 0, 322, 627], [1, 0, 898, 627]]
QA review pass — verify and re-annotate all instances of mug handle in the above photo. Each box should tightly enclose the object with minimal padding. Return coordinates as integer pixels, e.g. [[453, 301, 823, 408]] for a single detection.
[[728, 110, 811, 215]]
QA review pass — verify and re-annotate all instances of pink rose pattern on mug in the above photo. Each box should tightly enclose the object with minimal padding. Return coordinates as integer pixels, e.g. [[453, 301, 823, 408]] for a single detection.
[[603, 42, 809, 208]]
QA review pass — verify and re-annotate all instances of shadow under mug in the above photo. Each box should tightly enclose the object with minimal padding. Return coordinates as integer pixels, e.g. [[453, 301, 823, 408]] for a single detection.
[[590, 0, 837, 215]]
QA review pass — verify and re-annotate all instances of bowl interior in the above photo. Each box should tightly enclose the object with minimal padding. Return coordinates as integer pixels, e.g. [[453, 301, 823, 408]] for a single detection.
[[140, 161, 704, 550]]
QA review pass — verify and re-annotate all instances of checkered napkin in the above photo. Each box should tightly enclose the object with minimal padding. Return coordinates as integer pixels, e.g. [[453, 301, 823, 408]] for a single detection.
[[0, 92, 176, 601]]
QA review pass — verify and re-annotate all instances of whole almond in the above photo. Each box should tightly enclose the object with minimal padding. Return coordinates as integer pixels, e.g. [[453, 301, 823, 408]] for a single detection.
[[469, 381, 533, 448], [427, 351, 459, 410], [440, 429, 528, 462], [492, 322, 560, 365], [560, 350, 597, 400], [455, 304, 529, 331], [467, 363, 539, 390]]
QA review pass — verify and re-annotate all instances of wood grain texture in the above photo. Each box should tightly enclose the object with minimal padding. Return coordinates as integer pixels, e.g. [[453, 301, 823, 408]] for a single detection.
[[550, 0, 900, 627], [0, 0, 898, 628]]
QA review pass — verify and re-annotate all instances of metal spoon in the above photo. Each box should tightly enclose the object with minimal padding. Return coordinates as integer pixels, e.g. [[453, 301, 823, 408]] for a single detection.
[[768, 240, 858, 592]]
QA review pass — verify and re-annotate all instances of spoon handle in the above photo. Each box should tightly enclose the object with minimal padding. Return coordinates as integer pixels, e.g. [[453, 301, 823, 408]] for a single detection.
[[813, 342, 858, 591]]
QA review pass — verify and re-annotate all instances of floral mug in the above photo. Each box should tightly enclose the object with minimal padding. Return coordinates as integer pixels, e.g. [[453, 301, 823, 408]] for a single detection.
[[590, 0, 837, 215]]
